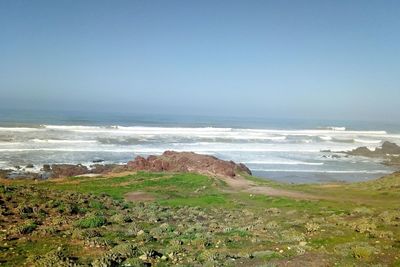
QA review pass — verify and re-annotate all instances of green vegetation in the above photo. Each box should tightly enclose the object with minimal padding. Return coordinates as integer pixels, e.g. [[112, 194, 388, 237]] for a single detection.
[[0, 171, 399, 266], [75, 214, 107, 229]]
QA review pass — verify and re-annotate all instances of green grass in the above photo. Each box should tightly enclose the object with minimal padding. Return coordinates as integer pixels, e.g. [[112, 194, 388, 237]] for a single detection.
[[2, 171, 400, 266], [158, 194, 228, 207], [75, 215, 107, 228]]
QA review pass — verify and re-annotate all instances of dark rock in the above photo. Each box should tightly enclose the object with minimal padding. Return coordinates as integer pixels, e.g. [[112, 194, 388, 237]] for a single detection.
[[26, 164, 34, 169], [347, 141, 400, 157], [50, 164, 89, 178], [0, 169, 12, 179], [380, 141, 400, 154], [39, 172, 52, 180], [42, 164, 51, 172], [90, 164, 119, 174], [92, 159, 104, 163], [127, 151, 251, 178], [348, 146, 373, 156], [6, 171, 39, 179]]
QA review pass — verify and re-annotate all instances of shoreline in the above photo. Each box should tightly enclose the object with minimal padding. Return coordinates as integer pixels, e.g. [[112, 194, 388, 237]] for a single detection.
[[1, 148, 399, 185]]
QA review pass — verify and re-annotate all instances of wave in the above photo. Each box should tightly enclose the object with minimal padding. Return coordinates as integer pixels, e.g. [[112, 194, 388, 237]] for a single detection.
[[0, 142, 21, 146], [251, 169, 392, 174], [0, 147, 322, 153], [31, 139, 97, 144], [353, 138, 382, 144], [38, 125, 389, 135], [319, 136, 333, 141], [0, 125, 392, 146], [244, 160, 324, 166], [0, 127, 43, 132], [0, 148, 135, 152], [320, 126, 346, 131]]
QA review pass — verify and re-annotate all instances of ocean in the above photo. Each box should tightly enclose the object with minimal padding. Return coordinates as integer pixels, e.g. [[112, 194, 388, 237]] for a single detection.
[[1, 109, 399, 183]]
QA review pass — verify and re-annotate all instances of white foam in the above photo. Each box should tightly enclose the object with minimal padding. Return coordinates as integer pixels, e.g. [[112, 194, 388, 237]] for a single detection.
[[251, 169, 391, 174], [354, 138, 382, 144], [31, 139, 97, 144], [39, 125, 389, 137], [244, 160, 324, 166], [0, 142, 21, 146], [1, 124, 396, 178], [323, 126, 346, 131], [0, 127, 42, 132], [0, 148, 135, 152]]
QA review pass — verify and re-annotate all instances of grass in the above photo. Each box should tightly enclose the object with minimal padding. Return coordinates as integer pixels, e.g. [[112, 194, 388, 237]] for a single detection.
[[0, 171, 399, 266], [75, 215, 107, 229]]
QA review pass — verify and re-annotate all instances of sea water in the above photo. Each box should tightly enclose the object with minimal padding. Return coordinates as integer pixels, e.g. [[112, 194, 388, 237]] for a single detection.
[[1, 109, 399, 183]]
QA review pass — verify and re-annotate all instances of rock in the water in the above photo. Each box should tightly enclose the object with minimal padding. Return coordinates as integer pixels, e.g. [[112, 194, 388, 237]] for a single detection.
[[347, 141, 400, 157], [127, 151, 251, 178], [42, 164, 51, 172]]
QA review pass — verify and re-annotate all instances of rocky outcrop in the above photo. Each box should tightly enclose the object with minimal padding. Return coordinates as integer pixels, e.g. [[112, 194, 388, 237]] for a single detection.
[[347, 141, 400, 157], [50, 164, 89, 178], [90, 164, 120, 174], [344, 141, 400, 168], [0, 169, 12, 179], [0, 151, 252, 179], [127, 151, 251, 178]]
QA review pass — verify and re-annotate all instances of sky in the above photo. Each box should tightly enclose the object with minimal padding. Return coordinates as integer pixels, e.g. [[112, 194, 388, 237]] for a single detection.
[[0, 0, 399, 121]]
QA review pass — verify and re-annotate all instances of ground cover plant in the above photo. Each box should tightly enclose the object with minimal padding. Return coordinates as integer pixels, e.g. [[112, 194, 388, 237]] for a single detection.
[[0, 171, 399, 266]]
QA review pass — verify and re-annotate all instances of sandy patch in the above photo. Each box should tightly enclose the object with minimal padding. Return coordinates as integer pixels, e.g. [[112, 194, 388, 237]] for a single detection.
[[125, 191, 155, 202], [76, 173, 103, 178], [245, 186, 318, 200]]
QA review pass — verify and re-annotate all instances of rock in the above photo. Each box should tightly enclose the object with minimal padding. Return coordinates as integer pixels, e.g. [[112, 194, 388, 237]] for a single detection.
[[1, 151, 252, 179], [92, 159, 104, 163], [6, 171, 39, 179], [346, 141, 400, 157], [0, 169, 12, 179], [127, 151, 251, 178], [50, 164, 89, 178], [90, 164, 119, 174], [380, 141, 400, 154], [25, 164, 34, 169], [42, 164, 51, 172]]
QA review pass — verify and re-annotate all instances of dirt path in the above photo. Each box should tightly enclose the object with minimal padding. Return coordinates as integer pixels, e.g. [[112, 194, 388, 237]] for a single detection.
[[244, 185, 319, 200], [219, 175, 318, 200], [119, 172, 319, 201], [124, 191, 155, 201]]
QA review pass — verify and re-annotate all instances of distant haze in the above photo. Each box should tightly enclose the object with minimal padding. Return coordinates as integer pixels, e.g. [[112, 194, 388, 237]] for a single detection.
[[1, 0, 399, 121]]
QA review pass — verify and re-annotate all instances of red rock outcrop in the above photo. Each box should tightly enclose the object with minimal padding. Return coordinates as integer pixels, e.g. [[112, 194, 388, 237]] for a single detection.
[[127, 151, 251, 178]]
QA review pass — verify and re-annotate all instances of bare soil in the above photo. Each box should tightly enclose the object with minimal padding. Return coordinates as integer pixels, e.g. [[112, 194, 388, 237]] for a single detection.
[[124, 191, 155, 201]]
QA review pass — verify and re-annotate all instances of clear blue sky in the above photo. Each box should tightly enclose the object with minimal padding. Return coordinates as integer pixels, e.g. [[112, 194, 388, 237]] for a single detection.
[[1, 0, 399, 121]]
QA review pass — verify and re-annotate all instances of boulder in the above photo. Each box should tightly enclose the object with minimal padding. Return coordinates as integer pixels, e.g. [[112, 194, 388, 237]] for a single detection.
[[50, 164, 89, 178], [347, 141, 400, 157], [90, 164, 120, 174], [127, 151, 251, 178]]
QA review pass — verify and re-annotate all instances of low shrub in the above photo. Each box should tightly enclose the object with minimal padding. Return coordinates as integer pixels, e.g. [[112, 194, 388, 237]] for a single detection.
[[75, 215, 107, 228]]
